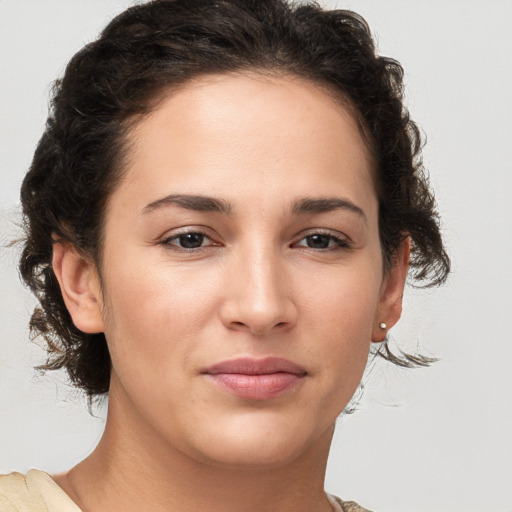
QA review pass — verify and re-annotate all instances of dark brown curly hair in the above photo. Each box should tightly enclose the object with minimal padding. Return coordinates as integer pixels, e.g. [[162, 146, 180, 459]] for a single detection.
[[19, 0, 450, 398]]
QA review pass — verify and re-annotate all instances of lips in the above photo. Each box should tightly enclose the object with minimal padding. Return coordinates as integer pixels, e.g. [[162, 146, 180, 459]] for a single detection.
[[202, 357, 307, 400]]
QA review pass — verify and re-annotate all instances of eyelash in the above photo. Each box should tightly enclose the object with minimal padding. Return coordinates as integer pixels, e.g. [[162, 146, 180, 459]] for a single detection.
[[160, 229, 350, 252], [160, 230, 218, 252], [294, 232, 350, 251]]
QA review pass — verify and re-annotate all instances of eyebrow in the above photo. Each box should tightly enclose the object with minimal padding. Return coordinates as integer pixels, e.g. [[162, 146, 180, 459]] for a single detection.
[[291, 197, 367, 224], [142, 193, 366, 223], [142, 194, 233, 215]]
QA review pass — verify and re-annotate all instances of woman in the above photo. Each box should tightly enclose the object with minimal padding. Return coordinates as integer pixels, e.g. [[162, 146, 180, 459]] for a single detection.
[[0, 0, 449, 510]]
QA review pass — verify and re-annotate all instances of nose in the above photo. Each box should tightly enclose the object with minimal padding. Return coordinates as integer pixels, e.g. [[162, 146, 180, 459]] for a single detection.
[[219, 245, 298, 336]]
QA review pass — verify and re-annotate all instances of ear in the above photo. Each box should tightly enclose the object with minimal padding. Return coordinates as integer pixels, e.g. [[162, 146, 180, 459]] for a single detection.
[[371, 237, 410, 342], [52, 241, 105, 334]]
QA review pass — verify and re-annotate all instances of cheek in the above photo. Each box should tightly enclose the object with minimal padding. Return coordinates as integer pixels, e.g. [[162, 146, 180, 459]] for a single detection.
[[301, 258, 381, 337], [300, 264, 381, 399], [100, 260, 220, 382]]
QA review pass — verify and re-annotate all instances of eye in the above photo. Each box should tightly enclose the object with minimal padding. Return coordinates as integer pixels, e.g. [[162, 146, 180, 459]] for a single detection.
[[162, 231, 214, 250], [294, 233, 349, 250]]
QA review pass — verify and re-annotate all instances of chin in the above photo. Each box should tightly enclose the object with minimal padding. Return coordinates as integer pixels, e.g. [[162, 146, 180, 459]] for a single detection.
[[198, 441, 308, 471], [186, 413, 333, 470]]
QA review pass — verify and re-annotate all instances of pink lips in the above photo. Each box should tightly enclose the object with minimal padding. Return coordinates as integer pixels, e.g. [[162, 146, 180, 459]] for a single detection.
[[202, 357, 307, 400]]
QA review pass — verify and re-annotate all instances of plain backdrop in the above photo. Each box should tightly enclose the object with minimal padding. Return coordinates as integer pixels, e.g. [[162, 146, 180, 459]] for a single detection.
[[1, 1, 511, 511]]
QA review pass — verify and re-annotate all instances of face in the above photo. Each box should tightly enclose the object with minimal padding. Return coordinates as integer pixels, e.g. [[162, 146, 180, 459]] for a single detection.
[[58, 73, 407, 470]]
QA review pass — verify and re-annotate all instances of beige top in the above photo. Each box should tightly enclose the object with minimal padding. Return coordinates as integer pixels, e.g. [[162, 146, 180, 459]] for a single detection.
[[0, 470, 80, 512], [0, 470, 370, 512]]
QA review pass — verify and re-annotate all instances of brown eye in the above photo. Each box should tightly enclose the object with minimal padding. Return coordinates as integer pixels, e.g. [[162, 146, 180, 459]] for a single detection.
[[164, 232, 211, 249], [295, 233, 348, 250], [305, 234, 331, 249]]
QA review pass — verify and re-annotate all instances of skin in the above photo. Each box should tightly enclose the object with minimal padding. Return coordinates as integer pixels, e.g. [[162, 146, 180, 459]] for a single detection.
[[52, 73, 409, 512]]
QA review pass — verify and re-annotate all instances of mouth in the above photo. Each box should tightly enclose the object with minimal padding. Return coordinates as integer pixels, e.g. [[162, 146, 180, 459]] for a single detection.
[[201, 357, 307, 400]]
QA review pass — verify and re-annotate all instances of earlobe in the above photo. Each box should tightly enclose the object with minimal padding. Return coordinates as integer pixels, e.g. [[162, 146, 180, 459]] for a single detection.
[[52, 241, 105, 334], [371, 237, 411, 342]]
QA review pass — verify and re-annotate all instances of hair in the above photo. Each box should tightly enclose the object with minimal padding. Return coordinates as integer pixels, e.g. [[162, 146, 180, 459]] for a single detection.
[[19, 0, 450, 398]]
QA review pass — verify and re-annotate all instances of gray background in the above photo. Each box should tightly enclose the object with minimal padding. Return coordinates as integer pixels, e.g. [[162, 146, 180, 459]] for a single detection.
[[1, 1, 511, 510]]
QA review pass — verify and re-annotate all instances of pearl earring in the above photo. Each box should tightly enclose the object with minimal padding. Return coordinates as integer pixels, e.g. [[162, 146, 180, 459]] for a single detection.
[[379, 322, 387, 330]]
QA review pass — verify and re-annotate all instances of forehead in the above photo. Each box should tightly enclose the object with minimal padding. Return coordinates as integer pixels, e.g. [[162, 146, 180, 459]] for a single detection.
[[112, 73, 377, 216]]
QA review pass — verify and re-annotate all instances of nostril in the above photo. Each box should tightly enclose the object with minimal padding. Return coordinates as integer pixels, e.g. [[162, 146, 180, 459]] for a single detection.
[[220, 295, 298, 335]]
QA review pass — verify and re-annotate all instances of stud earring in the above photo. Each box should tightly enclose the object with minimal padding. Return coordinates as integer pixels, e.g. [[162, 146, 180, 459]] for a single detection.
[[379, 322, 387, 330]]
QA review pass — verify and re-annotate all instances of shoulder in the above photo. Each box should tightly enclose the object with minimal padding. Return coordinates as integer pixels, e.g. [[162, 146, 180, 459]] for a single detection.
[[0, 470, 81, 512], [329, 493, 374, 512]]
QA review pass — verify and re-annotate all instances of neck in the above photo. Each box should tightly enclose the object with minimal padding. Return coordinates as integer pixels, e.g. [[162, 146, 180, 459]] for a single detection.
[[57, 385, 336, 512]]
